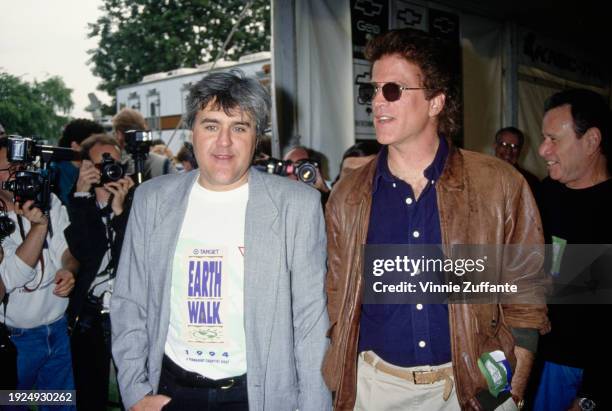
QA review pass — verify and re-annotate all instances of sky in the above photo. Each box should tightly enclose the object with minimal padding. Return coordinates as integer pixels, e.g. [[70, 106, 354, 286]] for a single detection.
[[0, 0, 111, 119]]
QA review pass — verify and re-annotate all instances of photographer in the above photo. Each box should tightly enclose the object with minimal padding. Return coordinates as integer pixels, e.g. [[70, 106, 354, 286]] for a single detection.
[[64, 134, 134, 411], [284, 145, 331, 206], [0, 136, 78, 410], [112, 108, 176, 181], [52, 118, 105, 206]]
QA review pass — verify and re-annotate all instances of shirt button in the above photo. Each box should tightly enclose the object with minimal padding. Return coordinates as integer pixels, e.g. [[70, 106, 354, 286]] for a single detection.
[[416, 304, 423, 310], [392, 183, 397, 188], [413, 230, 420, 238], [405, 197, 413, 205], [418, 340, 426, 348]]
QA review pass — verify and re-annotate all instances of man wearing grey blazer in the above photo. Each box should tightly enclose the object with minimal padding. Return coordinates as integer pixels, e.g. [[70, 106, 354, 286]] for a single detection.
[[110, 70, 331, 411]]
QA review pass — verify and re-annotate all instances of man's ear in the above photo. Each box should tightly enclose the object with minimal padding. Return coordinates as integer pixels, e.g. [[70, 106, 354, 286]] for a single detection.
[[583, 127, 602, 155], [70, 141, 81, 151], [429, 93, 446, 117]]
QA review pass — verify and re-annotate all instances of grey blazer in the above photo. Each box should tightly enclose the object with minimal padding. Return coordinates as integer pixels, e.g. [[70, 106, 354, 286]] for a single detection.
[[110, 169, 331, 410]]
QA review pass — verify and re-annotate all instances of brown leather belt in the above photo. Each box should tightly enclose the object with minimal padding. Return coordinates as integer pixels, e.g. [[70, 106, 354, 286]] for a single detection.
[[362, 351, 454, 400]]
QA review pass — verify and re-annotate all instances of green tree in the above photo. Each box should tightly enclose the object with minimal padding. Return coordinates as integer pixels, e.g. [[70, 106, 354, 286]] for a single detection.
[[0, 73, 73, 142], [88, 0, 270, 110]]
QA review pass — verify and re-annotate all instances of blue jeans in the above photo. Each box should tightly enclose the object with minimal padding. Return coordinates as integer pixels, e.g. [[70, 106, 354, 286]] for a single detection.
[[533, 361, 583, 411], [4, 316, 76, 411]]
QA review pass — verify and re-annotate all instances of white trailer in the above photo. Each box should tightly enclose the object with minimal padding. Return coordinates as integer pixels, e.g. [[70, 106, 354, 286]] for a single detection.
[[116, 51, 270, 155]]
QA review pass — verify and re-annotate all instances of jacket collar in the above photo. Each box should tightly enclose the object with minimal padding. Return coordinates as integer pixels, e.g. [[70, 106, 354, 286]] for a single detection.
[[246, 167, 279, 235], [372, 136, 450, 194], [345, 137, 464, 205], [155, 168, 279, 237], [437, 142, 464, 192]]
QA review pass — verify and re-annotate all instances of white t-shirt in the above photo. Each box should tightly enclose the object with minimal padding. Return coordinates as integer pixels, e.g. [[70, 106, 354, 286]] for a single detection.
[[0, 194, 70, 329], [164, 182, 248, 379]]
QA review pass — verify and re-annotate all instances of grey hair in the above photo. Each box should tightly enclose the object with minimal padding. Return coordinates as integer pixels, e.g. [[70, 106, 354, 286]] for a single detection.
[[183, 69, 271, 138]]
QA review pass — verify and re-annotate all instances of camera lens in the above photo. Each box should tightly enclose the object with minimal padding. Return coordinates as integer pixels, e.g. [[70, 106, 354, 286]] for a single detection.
[[104, 164, 124, 181], [98, 153, 125, 184], [296, 162, 317, 185]]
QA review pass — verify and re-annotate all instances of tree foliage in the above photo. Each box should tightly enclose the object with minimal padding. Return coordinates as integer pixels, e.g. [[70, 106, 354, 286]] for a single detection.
[[88, 0, 270, 105], [0, 73, 73, 141]]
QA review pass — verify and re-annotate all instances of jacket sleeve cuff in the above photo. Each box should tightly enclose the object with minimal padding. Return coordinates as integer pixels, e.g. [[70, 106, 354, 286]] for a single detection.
[[0, 255, 37, 293], [73, 192, 92, 198], [123, 383, 153, 411]]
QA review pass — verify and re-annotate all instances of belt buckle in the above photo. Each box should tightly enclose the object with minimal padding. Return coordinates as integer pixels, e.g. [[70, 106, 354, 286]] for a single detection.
[[220, 379, 235, 390], [411, 370, 428, 384]]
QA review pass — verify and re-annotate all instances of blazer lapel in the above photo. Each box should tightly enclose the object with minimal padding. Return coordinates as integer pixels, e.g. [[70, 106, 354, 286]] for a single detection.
[[155, 171, 199, 341], [244, 169, 280, 379]]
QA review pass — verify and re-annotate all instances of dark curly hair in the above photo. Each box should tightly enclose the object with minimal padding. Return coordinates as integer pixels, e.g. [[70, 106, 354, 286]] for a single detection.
[[59, 118, 104, 148], [365, 28, 461, 138]]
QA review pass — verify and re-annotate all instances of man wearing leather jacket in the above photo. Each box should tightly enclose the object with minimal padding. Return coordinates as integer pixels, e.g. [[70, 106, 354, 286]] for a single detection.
[[323, 28, 549, 410]]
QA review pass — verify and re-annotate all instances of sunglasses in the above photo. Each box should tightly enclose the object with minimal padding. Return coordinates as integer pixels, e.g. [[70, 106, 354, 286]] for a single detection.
[[358, 82, 430, 103]]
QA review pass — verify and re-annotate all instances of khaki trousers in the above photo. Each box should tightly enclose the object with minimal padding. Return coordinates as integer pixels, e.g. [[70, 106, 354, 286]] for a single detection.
[[354, 351, 519, 411]]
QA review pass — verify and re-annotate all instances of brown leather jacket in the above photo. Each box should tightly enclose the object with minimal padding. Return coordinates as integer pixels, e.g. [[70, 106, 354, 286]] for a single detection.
[[323, 145, 549, 410]]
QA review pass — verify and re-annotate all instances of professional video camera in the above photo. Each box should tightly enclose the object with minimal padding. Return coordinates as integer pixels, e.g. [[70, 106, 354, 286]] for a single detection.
[[253, 157, 319, 185], [124, 130, 153, 156], [95, 153, 126, 185], [123, 130, 153, 184], [1, 135, 76, 213]]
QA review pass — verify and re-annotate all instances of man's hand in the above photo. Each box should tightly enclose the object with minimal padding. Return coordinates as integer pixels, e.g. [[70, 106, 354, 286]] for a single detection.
[[15, 200, 48, 227], [129, 394, 171, 411], [53, 269, 75, 297], [14, 200, 48, 268], [510, 345, 535, 404], [76, 159, 100, 193], [540, 318, 552, 335], [312, 170, 330, 194], [105, 177, 134, 216]]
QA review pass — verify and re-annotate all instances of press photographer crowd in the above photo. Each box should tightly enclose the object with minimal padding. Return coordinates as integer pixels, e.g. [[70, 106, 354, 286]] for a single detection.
[[1, 28, 611, 411]]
